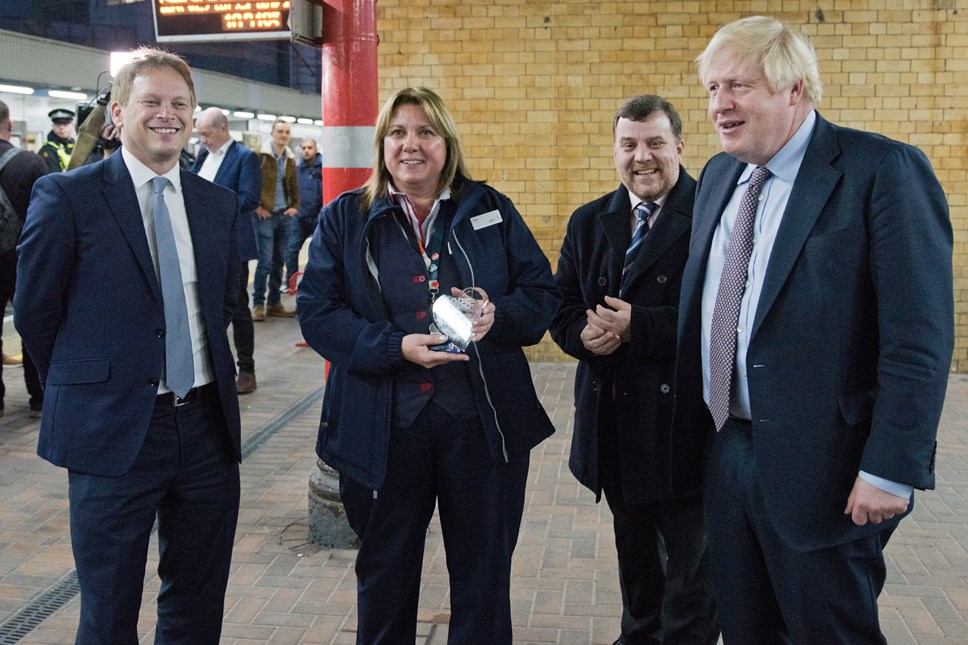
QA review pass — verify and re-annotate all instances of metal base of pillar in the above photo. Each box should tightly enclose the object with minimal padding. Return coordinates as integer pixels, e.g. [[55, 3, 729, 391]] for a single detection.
[[307, 458, 359, 549]]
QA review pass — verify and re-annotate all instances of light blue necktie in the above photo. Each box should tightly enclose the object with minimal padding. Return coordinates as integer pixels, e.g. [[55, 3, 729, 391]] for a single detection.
[[151, 176, 194, 398], [619, 201, 657, 297]]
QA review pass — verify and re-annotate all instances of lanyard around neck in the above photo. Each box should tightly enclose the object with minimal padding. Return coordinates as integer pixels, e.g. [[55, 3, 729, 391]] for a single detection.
[[397, 193, 447, 304]]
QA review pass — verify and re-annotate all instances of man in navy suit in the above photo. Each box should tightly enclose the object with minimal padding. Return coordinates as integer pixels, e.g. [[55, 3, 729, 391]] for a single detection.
[[192, 107, 261, 394], [674, 16, 953, 643], [15, 48, 242, 644], [551, 95, 717, 645]]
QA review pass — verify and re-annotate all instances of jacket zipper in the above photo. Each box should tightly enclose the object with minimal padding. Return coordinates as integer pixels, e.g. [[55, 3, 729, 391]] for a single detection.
[[450, 226, 509, 463]]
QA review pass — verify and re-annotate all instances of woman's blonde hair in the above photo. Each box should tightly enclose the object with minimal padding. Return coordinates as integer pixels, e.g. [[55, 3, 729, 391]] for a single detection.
[[360, 87, 470, 212]]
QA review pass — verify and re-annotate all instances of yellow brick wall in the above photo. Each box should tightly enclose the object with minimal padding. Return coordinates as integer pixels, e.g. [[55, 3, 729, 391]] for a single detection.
[[375, 0, 967, 366]]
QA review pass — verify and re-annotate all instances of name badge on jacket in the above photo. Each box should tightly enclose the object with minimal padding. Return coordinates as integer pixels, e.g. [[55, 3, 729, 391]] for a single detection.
[[471, 210, 503, 230]]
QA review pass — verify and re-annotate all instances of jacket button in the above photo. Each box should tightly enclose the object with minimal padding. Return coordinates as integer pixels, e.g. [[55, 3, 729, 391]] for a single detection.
[[155, 329, 165, 337], [419, 382, 433, 393], [598, 276, 607, 286], [659, 384, 671, 394], [656, 275, 667, 284], [149, 378, 160, 387], [415, 311, 427, 320]]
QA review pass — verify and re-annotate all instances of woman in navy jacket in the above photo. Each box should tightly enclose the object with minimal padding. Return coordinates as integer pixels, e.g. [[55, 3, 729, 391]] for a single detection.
[[296, 87, 558, 644]]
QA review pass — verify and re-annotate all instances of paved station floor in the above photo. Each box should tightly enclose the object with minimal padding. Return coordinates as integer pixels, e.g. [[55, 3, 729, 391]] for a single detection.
[[0, 300, 966, 644]]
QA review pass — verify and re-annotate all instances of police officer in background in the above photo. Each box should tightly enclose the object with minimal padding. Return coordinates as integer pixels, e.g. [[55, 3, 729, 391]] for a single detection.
[[39, 108, 75, 173]]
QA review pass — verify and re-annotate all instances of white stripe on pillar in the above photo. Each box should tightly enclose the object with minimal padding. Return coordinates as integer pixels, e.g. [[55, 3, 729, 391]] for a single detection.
[[321, 126, 375, 169]]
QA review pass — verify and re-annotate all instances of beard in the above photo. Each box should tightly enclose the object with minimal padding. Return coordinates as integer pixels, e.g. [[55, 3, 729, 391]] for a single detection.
[[624, 166, 676, 203]]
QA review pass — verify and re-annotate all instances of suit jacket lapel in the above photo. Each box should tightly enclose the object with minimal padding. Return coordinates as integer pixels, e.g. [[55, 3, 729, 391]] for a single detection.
[[676, 157, 742, 353], [626, 170, 694, 282], [192, 146, 208, 174], [103, 153, 162, 302], [751, 116, 842, 338], [599, 188, 633, 268], [683, 160, 744, 308], [213, 141, 236, 186], [181, 171, 217, 311], [631, 211, 689, 276]]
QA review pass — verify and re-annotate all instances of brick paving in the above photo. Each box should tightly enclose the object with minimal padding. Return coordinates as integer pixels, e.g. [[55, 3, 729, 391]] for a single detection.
[[0, 303, 967, 643]]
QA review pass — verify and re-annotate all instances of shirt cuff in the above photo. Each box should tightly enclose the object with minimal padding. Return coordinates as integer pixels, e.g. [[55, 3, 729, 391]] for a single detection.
[[858, 471, 913, 499]]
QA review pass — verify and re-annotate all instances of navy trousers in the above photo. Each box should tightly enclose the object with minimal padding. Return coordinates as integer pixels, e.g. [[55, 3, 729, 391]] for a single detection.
[[0, 250, 43, 411], [598, 402, 718, 645], [285, 213, 317, 286], [232, 262, 255, 373], [340, 401, 529, 645], [704, 418, 890, 644], [68, 390, 240, 645]]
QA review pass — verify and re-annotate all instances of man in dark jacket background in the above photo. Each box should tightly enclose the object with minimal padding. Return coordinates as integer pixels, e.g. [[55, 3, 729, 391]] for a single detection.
[[285, 138, 322, 290], [0, 99, 46, 417], [550, 95, 717, 645], [191, 107, 262, 394]]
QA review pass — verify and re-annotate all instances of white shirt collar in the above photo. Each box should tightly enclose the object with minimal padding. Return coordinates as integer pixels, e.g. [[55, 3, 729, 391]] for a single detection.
[[121, 147, 182, 191], [624, 186, 668, 214], [740, 109, 816, 185], [388, 183, 452, 203], [208, 138, 233, 157]]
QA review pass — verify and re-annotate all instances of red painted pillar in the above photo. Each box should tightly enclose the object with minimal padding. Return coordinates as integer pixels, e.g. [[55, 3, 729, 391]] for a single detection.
[[307, 6, 378, 545], [320, 0, 378, 206]]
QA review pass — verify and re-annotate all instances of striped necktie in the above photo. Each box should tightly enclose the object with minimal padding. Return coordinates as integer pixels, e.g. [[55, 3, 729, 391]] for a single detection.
[[620, 201, 657, 296]]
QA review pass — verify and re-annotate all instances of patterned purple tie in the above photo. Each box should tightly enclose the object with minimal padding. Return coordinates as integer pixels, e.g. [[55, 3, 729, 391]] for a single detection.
[[708, 166, 772, 431], [620, 201, 657, 297]]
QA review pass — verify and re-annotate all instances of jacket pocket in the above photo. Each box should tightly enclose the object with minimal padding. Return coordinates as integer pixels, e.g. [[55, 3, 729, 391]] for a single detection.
[[802, 229, 862, 255], [838, 386, 876, 425], [46, 358, 110, 385]]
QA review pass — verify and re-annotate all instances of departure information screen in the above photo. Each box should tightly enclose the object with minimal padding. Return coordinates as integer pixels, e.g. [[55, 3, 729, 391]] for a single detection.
[[153, 1, 291, 42]]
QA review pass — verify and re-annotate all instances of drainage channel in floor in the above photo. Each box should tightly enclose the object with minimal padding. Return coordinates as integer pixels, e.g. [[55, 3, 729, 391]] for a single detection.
[[0, 385, 324, 644]]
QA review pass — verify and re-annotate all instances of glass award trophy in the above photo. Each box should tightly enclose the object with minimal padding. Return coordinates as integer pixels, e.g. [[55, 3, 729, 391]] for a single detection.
[[429, 288, 487, 353]]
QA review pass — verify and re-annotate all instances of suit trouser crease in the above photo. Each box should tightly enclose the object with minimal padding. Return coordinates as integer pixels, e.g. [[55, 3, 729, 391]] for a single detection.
[[599, 401, 717, 645], [68, 395, 240, 645], [704, 419, 889, 645], [232, 262, 255, 372]]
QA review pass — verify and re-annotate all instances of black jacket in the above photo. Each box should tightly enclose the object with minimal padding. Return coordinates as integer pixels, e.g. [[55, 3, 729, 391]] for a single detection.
[[551, 168, 700, 504], [297, 176, 560, 490], [0, 140, 48, 219]]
